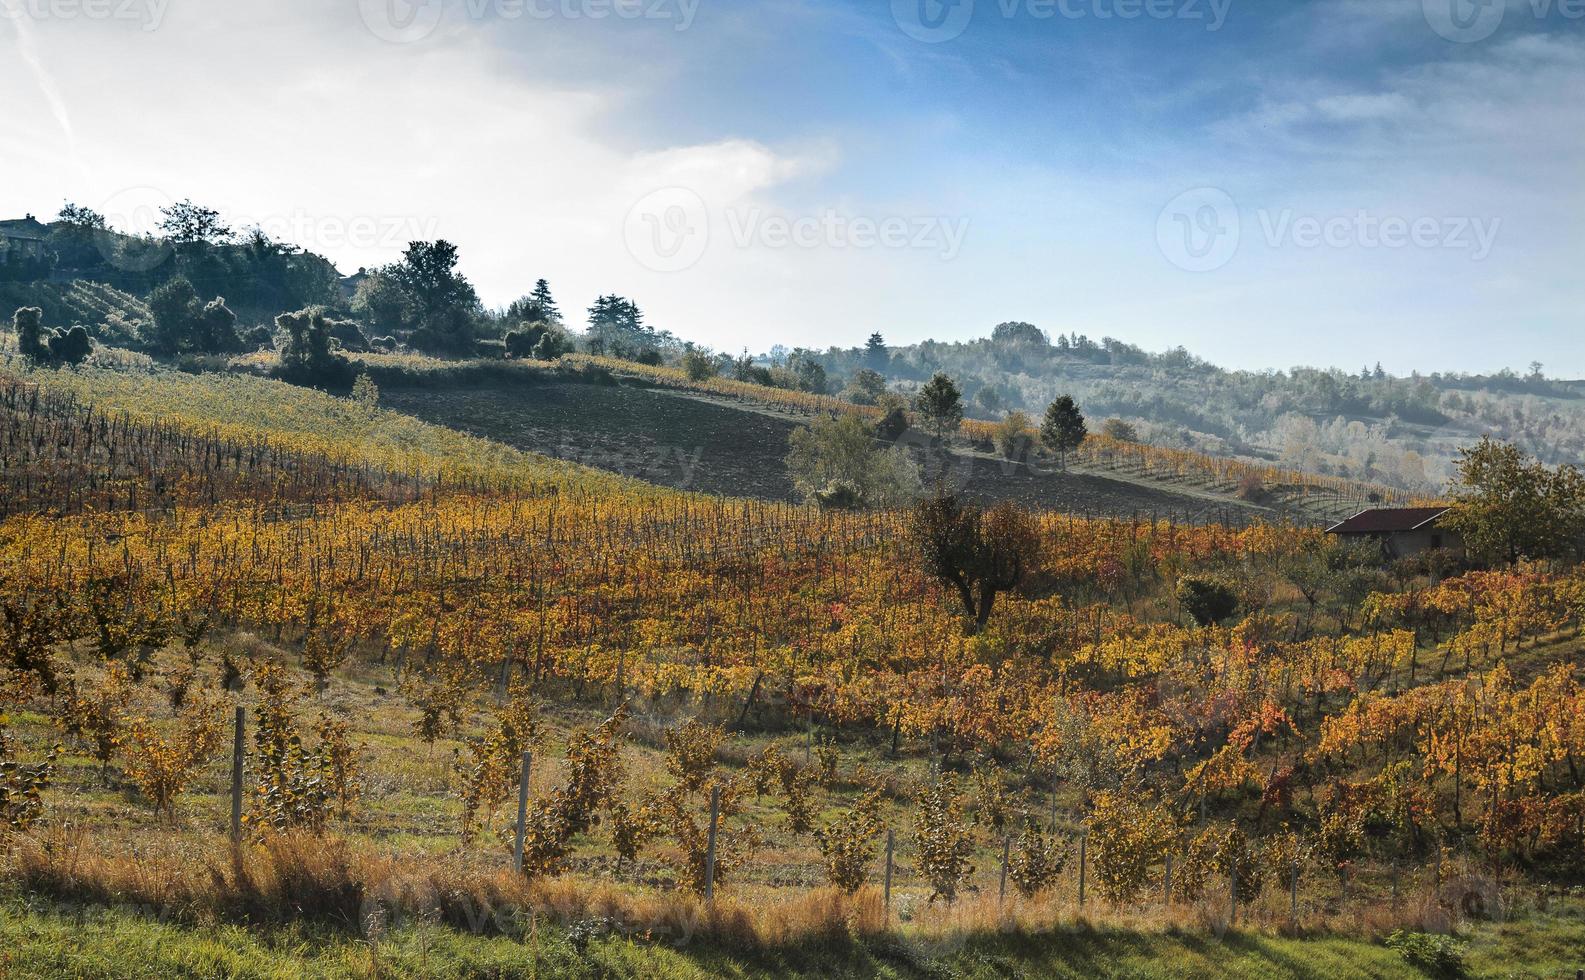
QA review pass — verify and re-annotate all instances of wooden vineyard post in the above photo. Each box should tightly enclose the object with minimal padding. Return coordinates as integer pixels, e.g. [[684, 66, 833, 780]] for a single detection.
[[999, 835, 1011, 906], [513, 751, 533, 873], [883, 829, 895, 922], [1077, 832, 1087, 909], [230, 707, 244, 875], [1228, 863, 1238, 928], [704, 785, 722, 901], [1290, 862, 1300, 927]]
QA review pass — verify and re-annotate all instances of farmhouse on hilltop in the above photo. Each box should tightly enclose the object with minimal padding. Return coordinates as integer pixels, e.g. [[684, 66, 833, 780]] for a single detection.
[[0, 215, 51, 265], [1325, 506, 1463, 559]]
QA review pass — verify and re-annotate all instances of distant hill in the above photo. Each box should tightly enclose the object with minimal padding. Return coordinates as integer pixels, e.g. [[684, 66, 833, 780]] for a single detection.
[[805, 327, 1585, 493]]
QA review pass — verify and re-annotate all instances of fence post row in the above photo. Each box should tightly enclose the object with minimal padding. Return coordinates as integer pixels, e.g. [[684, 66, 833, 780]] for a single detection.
[[513, 751, 533, 873]]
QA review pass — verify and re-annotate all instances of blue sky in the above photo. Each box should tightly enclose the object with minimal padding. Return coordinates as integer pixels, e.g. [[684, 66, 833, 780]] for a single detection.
[[2, 0, 1582, 375]]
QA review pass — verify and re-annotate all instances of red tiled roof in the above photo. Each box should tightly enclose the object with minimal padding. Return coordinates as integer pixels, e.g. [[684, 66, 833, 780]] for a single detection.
[[1325, 507, 1449, 534]]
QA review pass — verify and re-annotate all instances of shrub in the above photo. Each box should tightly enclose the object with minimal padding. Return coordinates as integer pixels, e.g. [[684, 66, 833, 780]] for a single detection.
[[993, 410, 1035, 461], [1101, 418, 1138, 442], [13, 307, 48, 363], [681, 348, 718, 381], [664, 720, 724, 794], [1236, 473, 1269, 502], [516, 705, 627, 877], [875, 404, 910, 442], [913, 777, 975, 904], [46, 325, 93, 365], [274, 307, 355, 388], [533, 325, 574, 360], [504, 322, 548, 359], [1008, 817, 1070, 898], [1384, 930, 1467, 978], [1087, 790, 1175, 906], [246, 663, 358, 836], [242, 324, 275, 350], [1176, 575, 1239, 627], [115, 698, 224, 822], [1, 725, 60, 836], [814, 790, 884, 894]]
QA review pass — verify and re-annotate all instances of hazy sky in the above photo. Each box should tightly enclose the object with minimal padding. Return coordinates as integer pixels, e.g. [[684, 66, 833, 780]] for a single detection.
[[2, 0, 1582, 375]]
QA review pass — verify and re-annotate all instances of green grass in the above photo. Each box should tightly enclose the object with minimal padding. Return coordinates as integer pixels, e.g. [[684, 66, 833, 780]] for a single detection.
[[8, 890, 1583, 978], [0, 894, 1400, 979]]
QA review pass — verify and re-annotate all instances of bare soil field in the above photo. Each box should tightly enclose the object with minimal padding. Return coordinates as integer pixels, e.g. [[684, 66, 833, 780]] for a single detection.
[[380, 378, 1273, 523]]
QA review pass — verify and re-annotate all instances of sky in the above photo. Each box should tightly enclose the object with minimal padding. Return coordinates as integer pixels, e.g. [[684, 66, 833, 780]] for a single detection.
[[2, 0, 1582, 376]]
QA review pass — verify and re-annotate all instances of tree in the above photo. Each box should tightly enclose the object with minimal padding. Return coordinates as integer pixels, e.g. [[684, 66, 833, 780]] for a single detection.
[[386, 240, 479, 353], [528, 279, 560, 323], [909, 494, 1039, 633], [864, 332, 887, 367], [56, 203, 107, 229], [788, 351, 828, 394], [585, 294, 651, 358], [194, 296, 241, 353], [144, 278, 237, 354], [145, 276, 201, 354], [158, 200, 231, 245], [1040, 395, 1087, 468], [274, 307, 354, 387], [914, 372, 963, 442], [1442, 438, 1585, 565], [1101, 418, 1138, 442], [350, 272, 412, 336], [13, 307, 47, 363], [844, 368, 887, 405], [991, 321, 1047, 347], [786, 414, 921, 510]]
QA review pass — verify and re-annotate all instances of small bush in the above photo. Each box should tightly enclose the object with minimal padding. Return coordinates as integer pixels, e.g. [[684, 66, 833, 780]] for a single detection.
[[1384, 930, 1466, 978], [1176, 575, 1239, 627]]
